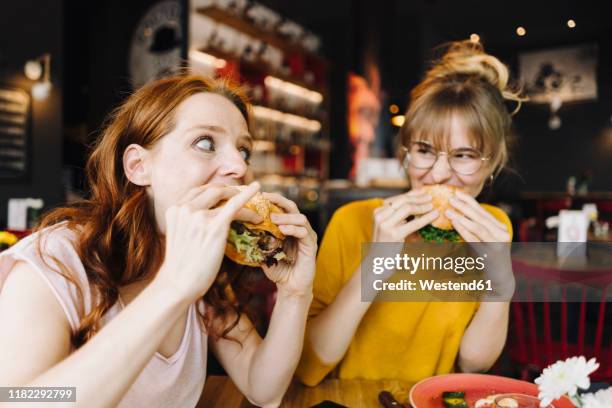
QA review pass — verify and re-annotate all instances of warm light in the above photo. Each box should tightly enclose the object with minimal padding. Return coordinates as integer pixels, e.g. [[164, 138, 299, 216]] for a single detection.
[[470, 33, 480, 43], [306, 190, 318, 201], [252, 105, 321, 133], [24, 60, 43, 80], [389, 104, 399, 114], [264, 76, 323, 104], [516, 26, 526, 36], [32, 81, 52, 100], [548, 115, 561, 130], [289, 145, 301, 155], [391, 115, 405, 127], [253, 140, 275, 152], [188, 49, 226, 69], [567, 19, 576, 28]]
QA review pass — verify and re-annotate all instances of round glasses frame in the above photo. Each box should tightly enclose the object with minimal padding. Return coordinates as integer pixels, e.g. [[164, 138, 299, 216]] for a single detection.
[[399, 142, 490, 176]]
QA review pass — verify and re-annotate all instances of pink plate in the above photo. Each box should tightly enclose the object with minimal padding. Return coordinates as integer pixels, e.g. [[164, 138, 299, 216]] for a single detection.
[[409, 373, 574, 408]]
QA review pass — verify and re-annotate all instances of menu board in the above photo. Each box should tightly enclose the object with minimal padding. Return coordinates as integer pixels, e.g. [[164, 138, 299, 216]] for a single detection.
[[0, 87, 30, 178]]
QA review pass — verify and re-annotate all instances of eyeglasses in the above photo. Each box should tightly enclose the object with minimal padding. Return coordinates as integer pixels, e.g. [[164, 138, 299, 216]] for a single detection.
[[400, 141, 490, 175]]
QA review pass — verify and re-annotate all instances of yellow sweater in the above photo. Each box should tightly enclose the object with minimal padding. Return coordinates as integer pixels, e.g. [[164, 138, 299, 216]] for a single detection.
[[296, 198, 512, 387]]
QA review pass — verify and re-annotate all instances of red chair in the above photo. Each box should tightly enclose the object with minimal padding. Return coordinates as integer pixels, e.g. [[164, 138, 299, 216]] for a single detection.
[[508, 258, 612, 382], [518, 218, 537, 242], [594, 200, 612, 223]]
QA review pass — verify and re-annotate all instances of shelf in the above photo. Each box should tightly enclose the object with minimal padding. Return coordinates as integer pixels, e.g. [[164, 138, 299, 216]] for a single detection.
[[196, 6, 327, 65], [254, 171, 324, 179], [195, 47, 327, 96], [253, 139, 330, 151]]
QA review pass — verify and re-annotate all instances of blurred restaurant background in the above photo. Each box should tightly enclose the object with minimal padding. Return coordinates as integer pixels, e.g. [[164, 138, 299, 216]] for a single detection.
[[1, 0, 611, 240], [1, 0, 612, 385]]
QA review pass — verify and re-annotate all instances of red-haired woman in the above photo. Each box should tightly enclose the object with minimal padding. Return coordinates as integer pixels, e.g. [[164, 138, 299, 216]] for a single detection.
[[0, 76, 316, 407]]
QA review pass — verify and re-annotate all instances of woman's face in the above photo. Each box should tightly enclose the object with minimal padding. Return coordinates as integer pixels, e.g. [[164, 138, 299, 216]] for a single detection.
[[406, 114, 491, 197], [144, 92, 253, 233]]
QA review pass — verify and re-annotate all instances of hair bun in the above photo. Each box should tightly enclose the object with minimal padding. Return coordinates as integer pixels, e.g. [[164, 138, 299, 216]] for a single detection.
[[427, 40, 525, 112]]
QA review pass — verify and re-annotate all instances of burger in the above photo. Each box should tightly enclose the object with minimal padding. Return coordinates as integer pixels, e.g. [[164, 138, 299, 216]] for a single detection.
[[418, 184, 462, 243], [225, 190, 292, 267]]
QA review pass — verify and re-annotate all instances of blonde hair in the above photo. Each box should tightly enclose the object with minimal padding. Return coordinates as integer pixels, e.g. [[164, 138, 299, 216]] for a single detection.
[[399, 40, 526, 177]]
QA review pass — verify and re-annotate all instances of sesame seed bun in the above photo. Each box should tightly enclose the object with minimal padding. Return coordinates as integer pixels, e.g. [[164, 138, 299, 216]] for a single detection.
[[422, 184, 459, 230]]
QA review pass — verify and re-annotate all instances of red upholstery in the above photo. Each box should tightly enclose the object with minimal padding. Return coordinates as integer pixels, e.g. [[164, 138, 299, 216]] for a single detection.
[[508, 259, 612, 381]]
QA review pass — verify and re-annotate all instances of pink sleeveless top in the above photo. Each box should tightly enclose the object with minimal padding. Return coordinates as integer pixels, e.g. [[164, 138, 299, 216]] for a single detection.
[[0, 225, 208, 407]]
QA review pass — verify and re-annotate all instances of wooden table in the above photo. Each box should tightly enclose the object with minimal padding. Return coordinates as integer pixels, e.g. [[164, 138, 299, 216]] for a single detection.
[[512, 243, 612, 271], [197, 376, 414, 407]]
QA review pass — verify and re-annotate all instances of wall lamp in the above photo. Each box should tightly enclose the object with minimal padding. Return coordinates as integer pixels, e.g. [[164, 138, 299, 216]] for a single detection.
[[24, 53, 52, 100]]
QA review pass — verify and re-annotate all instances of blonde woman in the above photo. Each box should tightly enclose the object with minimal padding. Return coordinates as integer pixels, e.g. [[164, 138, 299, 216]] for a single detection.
[[297, 40, 522, 386]]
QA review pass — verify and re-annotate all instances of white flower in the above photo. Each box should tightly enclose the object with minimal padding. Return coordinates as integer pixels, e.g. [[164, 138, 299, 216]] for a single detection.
[[581, 387, 612, 408], [534, 356, 600, 407]]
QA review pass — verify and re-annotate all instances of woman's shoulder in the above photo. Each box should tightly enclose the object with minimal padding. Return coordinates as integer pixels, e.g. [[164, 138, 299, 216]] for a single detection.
[[319, 198, 385, 251], [480, 203, 513, 237], [12, 222, 78, 249], [332, 198, 385, 224], [2, 223, 81, 265], [0, 223, 91, 332]]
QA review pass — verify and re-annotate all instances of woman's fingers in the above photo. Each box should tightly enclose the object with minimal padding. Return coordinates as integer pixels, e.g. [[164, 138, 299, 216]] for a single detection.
[[271, 213, 317, 244], [384, 189, 431, 208], [449, 197, 502, 236], [234, 208, 263, 224], [261, 192, 300, 214], [218, 182, 260, 220], [270, 212, 309, 227], [379, 191, 433, 224], [278, 224, 309, 239], [397, 209, 439, 237], [374, 204, 394, 222], [388, 201, 434, 225], [446, 209, 495, 242], [449, 214, 481, 242], [453, 191, 507, 231], [187, 185, 240, 210]]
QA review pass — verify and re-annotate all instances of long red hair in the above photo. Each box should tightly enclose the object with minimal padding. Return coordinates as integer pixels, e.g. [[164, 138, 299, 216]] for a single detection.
[[37, 75, 258, 347]]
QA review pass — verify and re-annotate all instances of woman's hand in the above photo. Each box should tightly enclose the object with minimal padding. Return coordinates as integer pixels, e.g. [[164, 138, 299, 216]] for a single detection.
[[446, 190, 511, 243], [155, 182, 262, 304], [260, 193, 317, 299], [446, 190, 514, 300], [373, 188, 439, 242]]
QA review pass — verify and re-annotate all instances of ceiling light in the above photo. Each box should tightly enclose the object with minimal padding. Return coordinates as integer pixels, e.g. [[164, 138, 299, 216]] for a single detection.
[[391, 115, 405, 127]]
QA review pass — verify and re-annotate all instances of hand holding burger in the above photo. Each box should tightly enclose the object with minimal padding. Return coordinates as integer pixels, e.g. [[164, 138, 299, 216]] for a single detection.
[[417, 184, 462, 243], [444, 188, 511, 243], [224, 189, 317, 298], [225, 191, 292, 267], [374, 189, 440, 243]]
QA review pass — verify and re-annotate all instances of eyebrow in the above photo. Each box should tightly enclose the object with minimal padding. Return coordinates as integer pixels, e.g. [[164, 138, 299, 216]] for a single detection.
[[415, 140, 478, 150], [187, 124, 253, 143]]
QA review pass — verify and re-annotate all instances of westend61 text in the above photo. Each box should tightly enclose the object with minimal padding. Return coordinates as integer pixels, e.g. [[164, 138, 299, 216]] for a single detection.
[[373, 279, 493, 292]]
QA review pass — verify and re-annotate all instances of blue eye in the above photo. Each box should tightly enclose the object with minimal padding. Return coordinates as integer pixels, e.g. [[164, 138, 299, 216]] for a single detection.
[[195, 136, 214, 152], [240, 147, 252, 163]]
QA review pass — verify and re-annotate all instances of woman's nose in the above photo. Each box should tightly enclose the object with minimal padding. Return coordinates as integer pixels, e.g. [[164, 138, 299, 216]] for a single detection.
[[430, 153, 453, 183], [217, 147, 248, 179]]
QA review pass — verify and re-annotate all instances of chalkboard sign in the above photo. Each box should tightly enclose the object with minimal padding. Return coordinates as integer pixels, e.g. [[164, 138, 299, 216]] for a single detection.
[[0, 87, 30, 179]]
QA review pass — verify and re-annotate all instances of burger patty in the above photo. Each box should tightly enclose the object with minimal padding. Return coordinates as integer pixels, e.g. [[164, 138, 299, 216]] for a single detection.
[[258, 234, 280, 253], [229, 222, 289, 266]]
